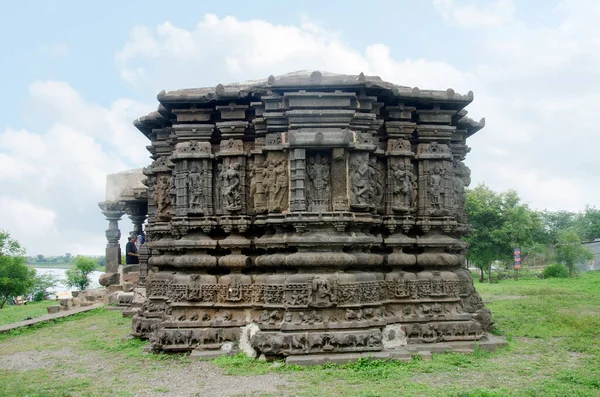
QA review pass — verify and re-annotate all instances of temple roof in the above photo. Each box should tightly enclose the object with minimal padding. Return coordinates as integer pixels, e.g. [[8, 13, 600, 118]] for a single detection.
[[133, 71, 482, 137], [156, 70, 474, 104]]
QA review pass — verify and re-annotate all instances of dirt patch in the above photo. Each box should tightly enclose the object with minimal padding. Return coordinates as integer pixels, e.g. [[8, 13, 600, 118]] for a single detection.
[[0, 347, 115, 374], [0, 347, 291, 396], [129, 361, 292, 397]]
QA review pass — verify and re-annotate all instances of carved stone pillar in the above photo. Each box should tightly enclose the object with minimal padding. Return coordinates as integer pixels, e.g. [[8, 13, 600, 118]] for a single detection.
[[99, 201, 125, 273], [290, 148, 306, 212], [125, 202, 147, 236]]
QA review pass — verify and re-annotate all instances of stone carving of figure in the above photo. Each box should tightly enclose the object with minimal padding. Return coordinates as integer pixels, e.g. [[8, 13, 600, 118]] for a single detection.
[[248, 164, 258, 211], [223, 162, 242, 211], [312, 277, 334, 305], [187, 166, 204, 210], [307, 154, 330, 211], [391, 162, 413, 211], [453, 173, 465, 208], [410, 164, 418, 209], [227, 279, 243, 301], [428, 164, 445, 211], [271, 159, 288, 212], [368, 157, 384, 209], [350, 157, 371, 208], [215, 164, 226, 211], [153, 175, 173, 219], [262, 160, 275, 207]]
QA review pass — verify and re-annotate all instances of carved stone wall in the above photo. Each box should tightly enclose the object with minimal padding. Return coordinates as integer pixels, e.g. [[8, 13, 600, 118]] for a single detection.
[[131, 71, 490, 359]]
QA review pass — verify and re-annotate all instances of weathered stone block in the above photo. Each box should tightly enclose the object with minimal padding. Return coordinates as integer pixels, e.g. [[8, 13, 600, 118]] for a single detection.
[[122, 265, 139, 274], [46, 306, 60, 314], [99, 272, 120, 286], [122, 272, 139, 284]]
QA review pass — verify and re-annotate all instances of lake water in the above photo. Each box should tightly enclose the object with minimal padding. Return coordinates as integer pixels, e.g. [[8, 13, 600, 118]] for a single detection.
[[34, 268, 103, 296]]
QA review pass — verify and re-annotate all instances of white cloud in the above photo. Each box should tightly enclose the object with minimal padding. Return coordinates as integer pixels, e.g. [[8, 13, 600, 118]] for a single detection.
[[433, 0, 515, 28], [115, 14, 473, 93], [0, 82, 153, 255], [112, 7, 600, 215], [4, 1, 600, 256]]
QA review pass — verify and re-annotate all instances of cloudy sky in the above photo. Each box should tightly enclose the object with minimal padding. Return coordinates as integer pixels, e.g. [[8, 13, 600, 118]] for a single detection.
[[0, 0, 598, 256]]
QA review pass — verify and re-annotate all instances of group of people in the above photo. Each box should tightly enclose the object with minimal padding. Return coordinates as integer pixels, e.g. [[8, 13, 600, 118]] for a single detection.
[[125, 231, 145, 265]]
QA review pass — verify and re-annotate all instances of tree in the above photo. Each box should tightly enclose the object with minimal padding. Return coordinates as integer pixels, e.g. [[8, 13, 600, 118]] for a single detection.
[[0, 230, 35, 308], [65, 256, 98, 291], [465, 185, 538, 283], [554, 230, 594, 276], [30, 272, 60, 301], [36, 254, 44, 262], [97, 256, 106, 267], [573, 206, 600, 242], [538, 210, 578, 245]]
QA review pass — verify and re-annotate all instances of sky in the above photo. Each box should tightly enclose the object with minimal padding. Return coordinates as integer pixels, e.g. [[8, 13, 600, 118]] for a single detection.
[[0, 0, 599, 256]]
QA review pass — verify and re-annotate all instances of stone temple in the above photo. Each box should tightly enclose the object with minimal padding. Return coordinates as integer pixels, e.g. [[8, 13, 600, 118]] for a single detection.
[[101, 71, 502, 363]]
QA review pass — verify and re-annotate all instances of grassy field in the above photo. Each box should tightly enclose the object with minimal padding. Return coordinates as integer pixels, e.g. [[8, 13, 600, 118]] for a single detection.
[[0, 300, 56, 326], [0, 273, 599, 396]]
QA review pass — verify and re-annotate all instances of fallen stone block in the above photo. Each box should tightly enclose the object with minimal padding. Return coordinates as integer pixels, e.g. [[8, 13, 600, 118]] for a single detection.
[[46, 306, 61, 314], [99, 272, 120, 286]]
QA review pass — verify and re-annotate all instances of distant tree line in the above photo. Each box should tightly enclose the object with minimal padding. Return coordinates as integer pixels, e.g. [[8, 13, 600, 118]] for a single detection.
[[466, 184, 595, 282], [29, 254, 105, 267]]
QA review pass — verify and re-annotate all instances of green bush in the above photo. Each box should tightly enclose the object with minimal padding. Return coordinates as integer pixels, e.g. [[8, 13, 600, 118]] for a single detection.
[[542, 263, 570, 279], [65, 256, 98, 291]]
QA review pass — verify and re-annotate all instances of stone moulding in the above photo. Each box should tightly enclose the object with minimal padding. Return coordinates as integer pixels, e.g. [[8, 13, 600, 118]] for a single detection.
[[130, 71, 500, 362]]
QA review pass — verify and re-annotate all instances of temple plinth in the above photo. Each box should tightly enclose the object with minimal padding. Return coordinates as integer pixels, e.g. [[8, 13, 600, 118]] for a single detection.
[[130, 71, 499, 362]]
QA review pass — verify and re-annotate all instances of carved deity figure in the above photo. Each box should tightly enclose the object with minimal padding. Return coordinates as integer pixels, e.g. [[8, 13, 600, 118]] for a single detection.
[[428, 164, 445, 210], [307, 154, 330, 211], [223, 162, 242, 211], [312, 277, 334, 305], [453, 160, 470, 221], [187, 166, 204, 210], [350, 157, 372, 208], [226, 279, 243, 301], [272, 159, 288, 211], [391, 162, 413, 211], [215, 164, 226, 211], [248, 164, 259, 211], [368, 157, 384, 210], [263, 158, 288, 212], [262, 161, 275, 205], [152, 175, 173, 220]]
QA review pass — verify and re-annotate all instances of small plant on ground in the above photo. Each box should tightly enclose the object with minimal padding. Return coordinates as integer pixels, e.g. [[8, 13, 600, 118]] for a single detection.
[[65, 256, 98, 291], [542, 263, 570, 279]]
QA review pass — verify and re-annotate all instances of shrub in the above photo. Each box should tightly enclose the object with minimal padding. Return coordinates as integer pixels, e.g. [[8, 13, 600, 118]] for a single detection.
[[30, 272, 60, 301], [65, 256, 98, 291], [542, 263, 570, 279]]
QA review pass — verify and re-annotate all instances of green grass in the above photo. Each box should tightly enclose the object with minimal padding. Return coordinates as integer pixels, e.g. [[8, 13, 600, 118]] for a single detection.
[[0, 272, 599, 396], [0, 300, 57, 326]]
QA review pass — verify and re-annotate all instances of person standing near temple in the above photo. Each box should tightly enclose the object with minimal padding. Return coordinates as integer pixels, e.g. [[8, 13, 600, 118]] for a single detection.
[[126, 234, 139, 264]]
